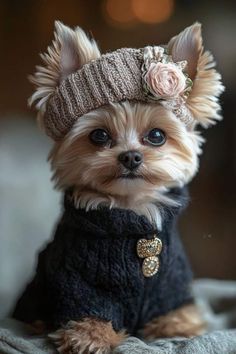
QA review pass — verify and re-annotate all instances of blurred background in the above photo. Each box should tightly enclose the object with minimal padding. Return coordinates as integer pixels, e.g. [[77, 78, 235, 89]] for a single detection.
[[0, 0, 235, 319]]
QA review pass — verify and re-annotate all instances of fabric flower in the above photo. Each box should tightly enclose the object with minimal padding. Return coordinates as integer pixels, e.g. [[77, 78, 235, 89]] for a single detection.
[[143, 62, 186, 100]]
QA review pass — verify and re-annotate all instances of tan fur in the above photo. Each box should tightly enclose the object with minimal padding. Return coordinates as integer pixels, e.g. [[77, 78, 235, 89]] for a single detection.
[[49, 318, 126, 354], [143, 304, 206, 339], [187, 50, 224, 128]]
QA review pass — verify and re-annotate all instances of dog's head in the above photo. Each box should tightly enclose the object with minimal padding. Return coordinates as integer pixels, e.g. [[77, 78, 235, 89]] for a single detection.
[[29, 22, 224, 219]]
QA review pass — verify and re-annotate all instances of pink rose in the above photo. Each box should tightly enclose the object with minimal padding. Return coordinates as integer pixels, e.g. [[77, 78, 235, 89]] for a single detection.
[[144, 62, 186, 99]]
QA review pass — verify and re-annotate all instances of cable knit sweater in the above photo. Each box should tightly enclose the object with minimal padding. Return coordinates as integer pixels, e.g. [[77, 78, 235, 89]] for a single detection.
[[13, 188, 193, 334]]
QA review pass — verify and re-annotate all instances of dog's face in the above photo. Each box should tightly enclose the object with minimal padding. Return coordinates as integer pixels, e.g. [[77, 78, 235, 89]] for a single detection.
[[50, 102, 201, 200]]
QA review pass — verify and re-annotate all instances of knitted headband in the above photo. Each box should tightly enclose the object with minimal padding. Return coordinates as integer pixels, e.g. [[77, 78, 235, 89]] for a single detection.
[[44, 45, 193, 140]]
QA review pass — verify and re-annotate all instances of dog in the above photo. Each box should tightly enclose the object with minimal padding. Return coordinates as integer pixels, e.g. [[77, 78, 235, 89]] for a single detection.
[[13, 21, 224, 353]]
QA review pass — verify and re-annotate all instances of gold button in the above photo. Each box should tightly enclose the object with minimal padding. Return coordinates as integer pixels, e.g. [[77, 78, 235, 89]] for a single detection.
[[137, 237, 162, 258], [142, 256, 160, 277]]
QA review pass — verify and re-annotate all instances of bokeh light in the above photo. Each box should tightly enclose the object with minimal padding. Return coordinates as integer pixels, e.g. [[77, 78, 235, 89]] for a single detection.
[[103, 0, 136, 26], [103, 0, 175, 27], [132, 0, 174, 24]]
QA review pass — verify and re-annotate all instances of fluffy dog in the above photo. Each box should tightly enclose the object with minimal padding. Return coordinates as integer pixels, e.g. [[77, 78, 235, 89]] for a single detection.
[[13, 21, 224, 354]]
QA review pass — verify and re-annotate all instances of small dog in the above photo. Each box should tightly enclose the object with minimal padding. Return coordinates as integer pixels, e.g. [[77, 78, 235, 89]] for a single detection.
[[13, 22, 224, 353]]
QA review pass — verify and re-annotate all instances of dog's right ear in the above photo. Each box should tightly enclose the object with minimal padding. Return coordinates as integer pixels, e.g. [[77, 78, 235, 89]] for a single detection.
[[168, 23, 224, 129], [29, 21, 100, 113]]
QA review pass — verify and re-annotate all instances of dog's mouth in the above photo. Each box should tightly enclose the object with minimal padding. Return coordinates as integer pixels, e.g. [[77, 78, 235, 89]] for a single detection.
[[118, 173, 144, 180]]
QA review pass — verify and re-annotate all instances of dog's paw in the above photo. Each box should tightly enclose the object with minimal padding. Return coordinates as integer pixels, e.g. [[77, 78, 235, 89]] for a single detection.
[[49, 318, 126, 354], [142, 304, 206, 339]]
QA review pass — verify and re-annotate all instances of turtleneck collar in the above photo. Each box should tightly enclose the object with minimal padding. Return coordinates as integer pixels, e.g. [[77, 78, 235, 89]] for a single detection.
[[63, 193, 156, 239], [62, 187, 188, 240]]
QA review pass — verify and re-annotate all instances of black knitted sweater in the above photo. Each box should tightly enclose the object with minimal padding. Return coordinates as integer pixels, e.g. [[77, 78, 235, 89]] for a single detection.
[[13, 187, 193, 334]]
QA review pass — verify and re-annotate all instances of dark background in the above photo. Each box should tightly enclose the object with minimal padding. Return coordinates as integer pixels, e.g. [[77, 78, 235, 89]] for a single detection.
[[0, 0, 235, 316]]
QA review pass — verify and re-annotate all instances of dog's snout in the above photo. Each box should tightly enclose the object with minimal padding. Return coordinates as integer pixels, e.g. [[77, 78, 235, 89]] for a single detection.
[[118, 150, 143, 170]]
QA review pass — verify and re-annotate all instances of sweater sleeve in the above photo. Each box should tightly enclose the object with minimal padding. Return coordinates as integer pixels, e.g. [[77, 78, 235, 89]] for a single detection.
[[44, 220, 124, 331], [47, 267, 124, 330]]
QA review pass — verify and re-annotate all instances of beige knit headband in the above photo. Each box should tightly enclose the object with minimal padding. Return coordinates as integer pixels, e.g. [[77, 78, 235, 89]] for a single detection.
[[45, 46, 193, 140]]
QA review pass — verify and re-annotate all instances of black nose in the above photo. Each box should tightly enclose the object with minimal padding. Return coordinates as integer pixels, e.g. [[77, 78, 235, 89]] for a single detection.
[[118, 150, 143, 170]]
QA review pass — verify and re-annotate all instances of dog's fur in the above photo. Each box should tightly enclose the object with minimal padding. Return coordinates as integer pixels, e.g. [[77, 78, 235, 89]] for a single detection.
[[28, 22, 223, 353]]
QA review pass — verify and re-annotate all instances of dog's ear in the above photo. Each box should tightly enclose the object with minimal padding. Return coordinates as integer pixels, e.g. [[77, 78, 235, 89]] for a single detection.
[[168, 23, 224, 128], [29, 21, 100, 112]]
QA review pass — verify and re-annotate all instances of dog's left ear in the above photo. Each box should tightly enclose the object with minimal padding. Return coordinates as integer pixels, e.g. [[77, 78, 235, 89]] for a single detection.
[[29, 21, 101, 115], [168, 23, 224, 128]]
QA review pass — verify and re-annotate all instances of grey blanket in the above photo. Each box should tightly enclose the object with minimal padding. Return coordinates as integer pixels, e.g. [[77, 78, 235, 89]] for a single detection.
[[0, 279, 236, 354]]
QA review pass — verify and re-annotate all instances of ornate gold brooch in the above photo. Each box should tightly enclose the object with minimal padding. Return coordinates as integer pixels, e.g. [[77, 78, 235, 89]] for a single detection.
[[137, 236, 162, 277]]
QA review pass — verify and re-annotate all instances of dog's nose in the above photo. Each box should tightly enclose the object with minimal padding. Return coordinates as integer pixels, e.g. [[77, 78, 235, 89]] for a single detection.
[[118, 150, 143, 170]]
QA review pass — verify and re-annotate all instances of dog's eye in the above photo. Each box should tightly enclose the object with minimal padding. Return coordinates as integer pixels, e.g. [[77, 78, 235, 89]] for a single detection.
[[143, 128, 166, 146], [89, 129, 111, 146]]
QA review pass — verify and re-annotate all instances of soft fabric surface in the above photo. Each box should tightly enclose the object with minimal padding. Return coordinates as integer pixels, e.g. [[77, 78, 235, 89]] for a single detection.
[[0, 318, 55, 354], [114, 331, 236, 354], [1, 279, 236, 354]]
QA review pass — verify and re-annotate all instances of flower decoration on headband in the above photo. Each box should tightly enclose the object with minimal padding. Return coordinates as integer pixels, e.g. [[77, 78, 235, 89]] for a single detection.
[[142, 46, 193, 105]]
